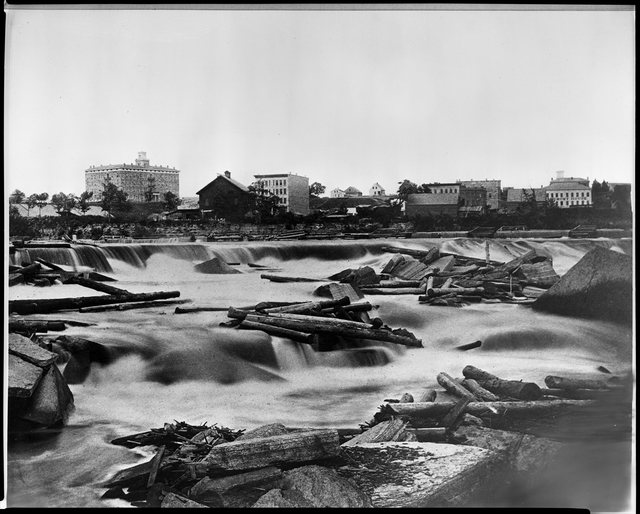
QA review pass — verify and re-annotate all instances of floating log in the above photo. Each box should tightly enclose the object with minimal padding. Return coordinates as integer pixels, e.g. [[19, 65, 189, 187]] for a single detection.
[[386, 399, 596, 419], [436, 372, 476, 400], [427, 287, 485, 297], [455, 340, 482, 351], [198, 429, 340, 472], [460, 378, 500, 402], [462, 365, 543, 401], [370, 280, 424, 288], [238, 311, 375, 330], [33, 258, 67, 272], [544, 375, 611, 390], [9, 320, 66, 333], [241, 313, 423, 348], [238, 320, 319, 345], [64, 275, 132, 295], [10, 290, 181, 315], [260, 274, 329, 283], [175, 306, 236, 314], [381, 246, 436, 259], [79, 299, 190, 313]]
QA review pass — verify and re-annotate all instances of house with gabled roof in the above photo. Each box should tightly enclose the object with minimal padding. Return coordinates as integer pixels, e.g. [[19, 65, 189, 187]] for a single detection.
[[196, 171, 252, 221]]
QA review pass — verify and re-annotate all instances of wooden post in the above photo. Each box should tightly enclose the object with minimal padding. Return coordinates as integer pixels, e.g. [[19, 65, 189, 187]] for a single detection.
[[462, 365, 543, 401]]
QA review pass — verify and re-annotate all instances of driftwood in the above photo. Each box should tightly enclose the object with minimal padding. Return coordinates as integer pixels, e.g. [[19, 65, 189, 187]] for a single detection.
[[359, 287, 426, 295], [260, 297, 350, 314], [341, 419, 407, 447], [381, 246, 436, 259], [427, 287, 485, 297], [418, 389, 437, 402], [544, 375, 611, 390], [15, 262, 42, 275], [9, 320, 67, 333], [539, 388, 614, 400], [64, 275, 131, 295], [405, 427, 448, 442], [260, 274, 329, 283], [238, 320, 319, 345], [198, 429, 340, 472], [455, 341, 482, 351], [386, 399, 596, 419], [10, 290, 181, 315], [439, 397, 471, 430], [436, 372, 476, 400], [79, 299, 190, 313], [239, 313, 423, 348], [462, 365, 543, 401]]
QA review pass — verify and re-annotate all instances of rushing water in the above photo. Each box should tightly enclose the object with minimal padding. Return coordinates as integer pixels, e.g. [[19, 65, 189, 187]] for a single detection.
[[6, 237, 635, 509]]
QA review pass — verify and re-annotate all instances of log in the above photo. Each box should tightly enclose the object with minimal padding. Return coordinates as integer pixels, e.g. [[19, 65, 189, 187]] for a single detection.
[[198, 429, 340, 472], [460, 378, 500, 402], [147, 445, 165, 487], [369, 280, 424, 288], [386, 399, 596, 419], [79, 299, 190, 312], [33, 257, 67, 271], [10, 290, 182, 315], [248, 311, 376, 331], [64, 275, 132, 295], [261, 297, 350, 314], [539, 388, 613, 400], [439, 397, 471, 430], [427, 287, 485, 297], [462, 365, 543, 401], [15, 262, 42, 275], [359, 286, 426, 295], [238, 320, 319, 345], [399, 393, 414, 403], [260, 274, 329, 283], [405, 427, 448, 442], [544, 375, 610, 390], [382, 246, 435, 258], [341, 419, 407, 447], [436, 372, 476, 400], [9, 320, 66, 333], [242, 313, 423, 348], [455, 340, 482, 351], [418, 389, 437, 402]]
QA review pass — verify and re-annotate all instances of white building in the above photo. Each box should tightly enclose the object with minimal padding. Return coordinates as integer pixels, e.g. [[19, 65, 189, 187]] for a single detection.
[[545, 171, 592, 208], [252, 173, 310, 215], [369, 182, 386, 196], [330, 188, 346, 198]]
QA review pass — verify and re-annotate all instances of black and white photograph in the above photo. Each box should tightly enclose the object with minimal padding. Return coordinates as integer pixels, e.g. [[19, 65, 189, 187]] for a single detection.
[[4, 4, 635, 510]]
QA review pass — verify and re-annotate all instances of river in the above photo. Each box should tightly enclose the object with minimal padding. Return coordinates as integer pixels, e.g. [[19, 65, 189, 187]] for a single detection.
[[6, 237, 634, 509]]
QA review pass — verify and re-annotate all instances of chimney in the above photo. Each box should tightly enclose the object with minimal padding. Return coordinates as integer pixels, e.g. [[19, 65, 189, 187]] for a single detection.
[[224, 171, 231, 178]]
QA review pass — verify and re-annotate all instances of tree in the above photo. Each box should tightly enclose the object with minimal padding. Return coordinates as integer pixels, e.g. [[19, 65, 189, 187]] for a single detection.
[[163, 191, 182, 211], [419, 184, 432, 193], [611, 184, 632, 213], [34, 192, 49, 217], [309, 182, 326, 197], [249, 181, 280, 223], [9, 189, 25, 204], [145, 176, 157, 202], [396, 180, 420, 202], [101, 176, 130, 220], [26, 193, 39, 217], [78, 191, 94, 215], [52, 192, 79, 215]]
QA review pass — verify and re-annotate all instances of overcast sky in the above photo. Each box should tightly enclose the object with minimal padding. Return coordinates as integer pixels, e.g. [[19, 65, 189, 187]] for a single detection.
[[4, 5, 635, 200]]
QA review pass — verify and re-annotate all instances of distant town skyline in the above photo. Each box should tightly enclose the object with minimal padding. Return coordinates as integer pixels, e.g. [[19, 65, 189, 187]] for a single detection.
[[5, 6, 635, 200]]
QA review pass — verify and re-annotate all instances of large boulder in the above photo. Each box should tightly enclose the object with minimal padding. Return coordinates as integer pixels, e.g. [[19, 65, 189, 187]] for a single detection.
[[194, 257, 241, 274], [532, 247, 632, 324]]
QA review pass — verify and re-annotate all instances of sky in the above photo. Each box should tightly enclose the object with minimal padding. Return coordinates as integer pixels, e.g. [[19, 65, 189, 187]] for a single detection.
[[4, 5, 636, 200]]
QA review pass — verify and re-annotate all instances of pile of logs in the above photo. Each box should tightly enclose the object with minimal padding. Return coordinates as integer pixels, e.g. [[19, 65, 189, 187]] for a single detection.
[[374, 365, 623, 434], [224, 296, 423, 349]]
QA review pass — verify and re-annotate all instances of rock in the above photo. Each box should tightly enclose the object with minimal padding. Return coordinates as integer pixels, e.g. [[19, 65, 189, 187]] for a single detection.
[[251, 488, 316, 508], [8, 353, 45, 398], [160, 492, 208, 508], [9, 333, 58, 367], [282, 464, 373, 508], [194, 257, 242, 274], [236, 423, 289, 441], [190, 467, 284, 508], [532, 247, 632, 324], [340, 266, 380, 286], [18, 363, 75, 427], [515, 261, 560, 288]]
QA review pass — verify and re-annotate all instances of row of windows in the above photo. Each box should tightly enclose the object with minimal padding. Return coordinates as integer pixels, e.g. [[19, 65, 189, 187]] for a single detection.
[[547, 191, 590, 198], [261, 179, 287, 187], [559, 200, 589, 206]]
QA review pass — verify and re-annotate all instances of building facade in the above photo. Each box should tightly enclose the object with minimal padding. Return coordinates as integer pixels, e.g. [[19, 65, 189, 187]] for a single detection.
[[369, 182, 386, 196], [253, 173, 310, 215], [424, 183, 460, 194], [405, 193, 460, 218], [85, 152, 179, 202], [544, 171, 592, 208], [343, 186, 363, 197], [458, 179, 501, 210], [197, 171, 252, 221], [330, 188, 346, 198]]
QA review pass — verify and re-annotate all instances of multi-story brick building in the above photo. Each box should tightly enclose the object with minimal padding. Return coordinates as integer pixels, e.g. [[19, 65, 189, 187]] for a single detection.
[[85, 152, 179, 202], [458, 179, 501, 210], [252, 173, 310, 215]]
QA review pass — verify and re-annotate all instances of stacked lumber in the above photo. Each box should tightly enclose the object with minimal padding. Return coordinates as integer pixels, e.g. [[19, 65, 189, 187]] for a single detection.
[[225, 296, 423, 349]]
